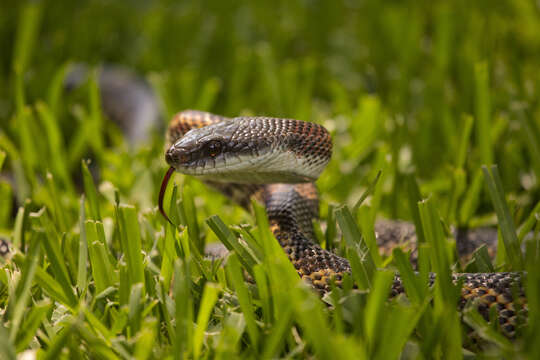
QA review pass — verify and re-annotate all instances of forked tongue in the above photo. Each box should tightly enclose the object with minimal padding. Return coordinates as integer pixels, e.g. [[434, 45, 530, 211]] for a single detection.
[[158, 166, 175, 225]]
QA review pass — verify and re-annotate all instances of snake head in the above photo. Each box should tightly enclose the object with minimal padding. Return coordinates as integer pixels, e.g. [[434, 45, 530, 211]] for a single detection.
[[165, 117, 330, 184]]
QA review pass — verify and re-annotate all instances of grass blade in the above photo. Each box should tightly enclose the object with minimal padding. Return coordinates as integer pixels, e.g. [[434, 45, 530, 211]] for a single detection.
[[118, 205, 145, 290], [363, 270, 394, 349], [474, 62, 493, 165], [193, 283, 220, 359], [0, 150, 5, 170], [34, 209, 77, 305], [86, 220, 115, 294], [8, 237, 40, 342], [0, 323, 16, 360], [81, 160, 101, 221], [335, 205, 375, 286], [173, 258, 194, 358], [206, 215, 259, 273], [405, 174, 426, 244], [77, 196, 88, 292], [182, 184, 202, 253], [226, 253, 259, 348], [15, 300, 52, 352], [482, 165, 523, 269]]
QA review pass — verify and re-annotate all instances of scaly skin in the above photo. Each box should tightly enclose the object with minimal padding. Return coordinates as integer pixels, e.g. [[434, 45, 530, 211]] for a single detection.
[[162, 110, 527, 337]]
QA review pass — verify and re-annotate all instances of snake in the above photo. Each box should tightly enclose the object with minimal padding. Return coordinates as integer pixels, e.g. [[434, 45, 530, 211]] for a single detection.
[[159, 110, 527, 337]]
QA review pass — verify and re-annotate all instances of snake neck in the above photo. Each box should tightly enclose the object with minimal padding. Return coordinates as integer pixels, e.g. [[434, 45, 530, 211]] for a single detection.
[[263, 183, 351, 291]]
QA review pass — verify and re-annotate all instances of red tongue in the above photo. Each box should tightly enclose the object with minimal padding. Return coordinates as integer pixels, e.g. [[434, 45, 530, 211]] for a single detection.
[[158, 166, 176, 225]]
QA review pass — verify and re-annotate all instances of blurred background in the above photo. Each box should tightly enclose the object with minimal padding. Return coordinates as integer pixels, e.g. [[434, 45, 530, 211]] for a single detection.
[[0, 0, 539, 231]]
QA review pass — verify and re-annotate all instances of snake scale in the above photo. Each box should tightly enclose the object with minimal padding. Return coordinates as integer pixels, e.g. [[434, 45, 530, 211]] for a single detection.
[[160, 110, 527, 336]]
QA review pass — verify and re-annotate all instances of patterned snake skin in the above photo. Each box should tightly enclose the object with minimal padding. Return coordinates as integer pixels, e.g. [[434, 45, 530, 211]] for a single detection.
[[161, 110, 527, 336]]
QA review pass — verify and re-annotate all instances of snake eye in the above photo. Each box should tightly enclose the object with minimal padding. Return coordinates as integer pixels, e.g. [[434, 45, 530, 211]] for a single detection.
[[206, 140, 222, 157]]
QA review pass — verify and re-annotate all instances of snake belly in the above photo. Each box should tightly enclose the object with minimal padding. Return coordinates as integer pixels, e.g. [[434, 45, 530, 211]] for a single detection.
[[163, 110, 527, 336]]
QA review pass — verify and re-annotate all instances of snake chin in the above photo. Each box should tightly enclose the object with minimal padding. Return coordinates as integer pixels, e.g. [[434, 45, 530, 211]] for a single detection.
[[170, 152, 317, 184]]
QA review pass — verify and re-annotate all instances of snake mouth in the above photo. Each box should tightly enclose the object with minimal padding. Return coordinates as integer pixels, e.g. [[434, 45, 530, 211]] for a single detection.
[[158, 166, 176, 224]]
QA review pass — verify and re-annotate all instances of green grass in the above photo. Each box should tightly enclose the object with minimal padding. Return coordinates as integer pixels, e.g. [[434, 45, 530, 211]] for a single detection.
[[1, 0, 540, 358]]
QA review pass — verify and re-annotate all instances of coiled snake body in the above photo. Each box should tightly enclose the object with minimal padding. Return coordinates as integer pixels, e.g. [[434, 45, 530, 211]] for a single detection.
[[160, 110, 527, 336]]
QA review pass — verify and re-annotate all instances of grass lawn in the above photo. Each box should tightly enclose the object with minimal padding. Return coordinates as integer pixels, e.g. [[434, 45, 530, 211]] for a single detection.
[[0, 1, 540, 358]]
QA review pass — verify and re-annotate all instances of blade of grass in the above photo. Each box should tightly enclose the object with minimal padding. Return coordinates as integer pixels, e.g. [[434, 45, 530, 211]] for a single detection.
[[418, 198, 462, 355], [482, 165, 523, 269], [214, 312, 246, 358], [519, 114, 540, 180], [0, 323, 16, 360], [0, 181, 12, 228], [86, 220, 115, 294], [128, 283, 144, 335], [373, 299, 429, 360], [474, 62, 493, 165], [17, 108, 38, 187], [226, 253, 259, 349], [47, 62, 71, 115], [467, 244, 495, 273], [357, 206, 382, 267], [392, 248, 423, 304], [335, 205, 375, 286], [206, 215, 258, 274], [253, 264, 272, 325], [37, 102, 72, 193], [455, 114, 474, 169], [261, 305, 293, 359], [182, 184, 202, 253], [12, 253, 76, 308], [352, 170, 382, 213], [86, 69, 104, 157], [134, 318, 158, 360], [193, 283, 220, 359], [405, 174, 426, 244], [524, 221, 540, 357], [418, 199, 453, 299], [160, 184, 179, 285], [459, 168, 484, 225], [45, 172, 68, 233], [363, 270, 394, 350], [118, 205, 145, 290], [35, 209, 77, 304], [77, 196, 88, 293], [8, 237, 40, 342], [81, 160, 101, 221], [0, 150, 5, 170], [174, 258, 194, 358], [518, 200, 540, 242], [15, 300, 52, 352], [12, 1, 42, 77]]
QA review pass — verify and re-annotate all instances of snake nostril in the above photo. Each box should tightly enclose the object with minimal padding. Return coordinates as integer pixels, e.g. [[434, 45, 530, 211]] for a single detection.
[[165, 148, 176, 165]]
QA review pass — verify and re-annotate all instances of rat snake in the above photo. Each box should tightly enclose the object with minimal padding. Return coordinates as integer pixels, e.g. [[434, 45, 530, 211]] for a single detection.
[[159, 110, 527, 336]]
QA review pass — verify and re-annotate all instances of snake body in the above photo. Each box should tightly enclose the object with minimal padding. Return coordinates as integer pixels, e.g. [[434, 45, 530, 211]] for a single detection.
[[162, 110, 527, 336]]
